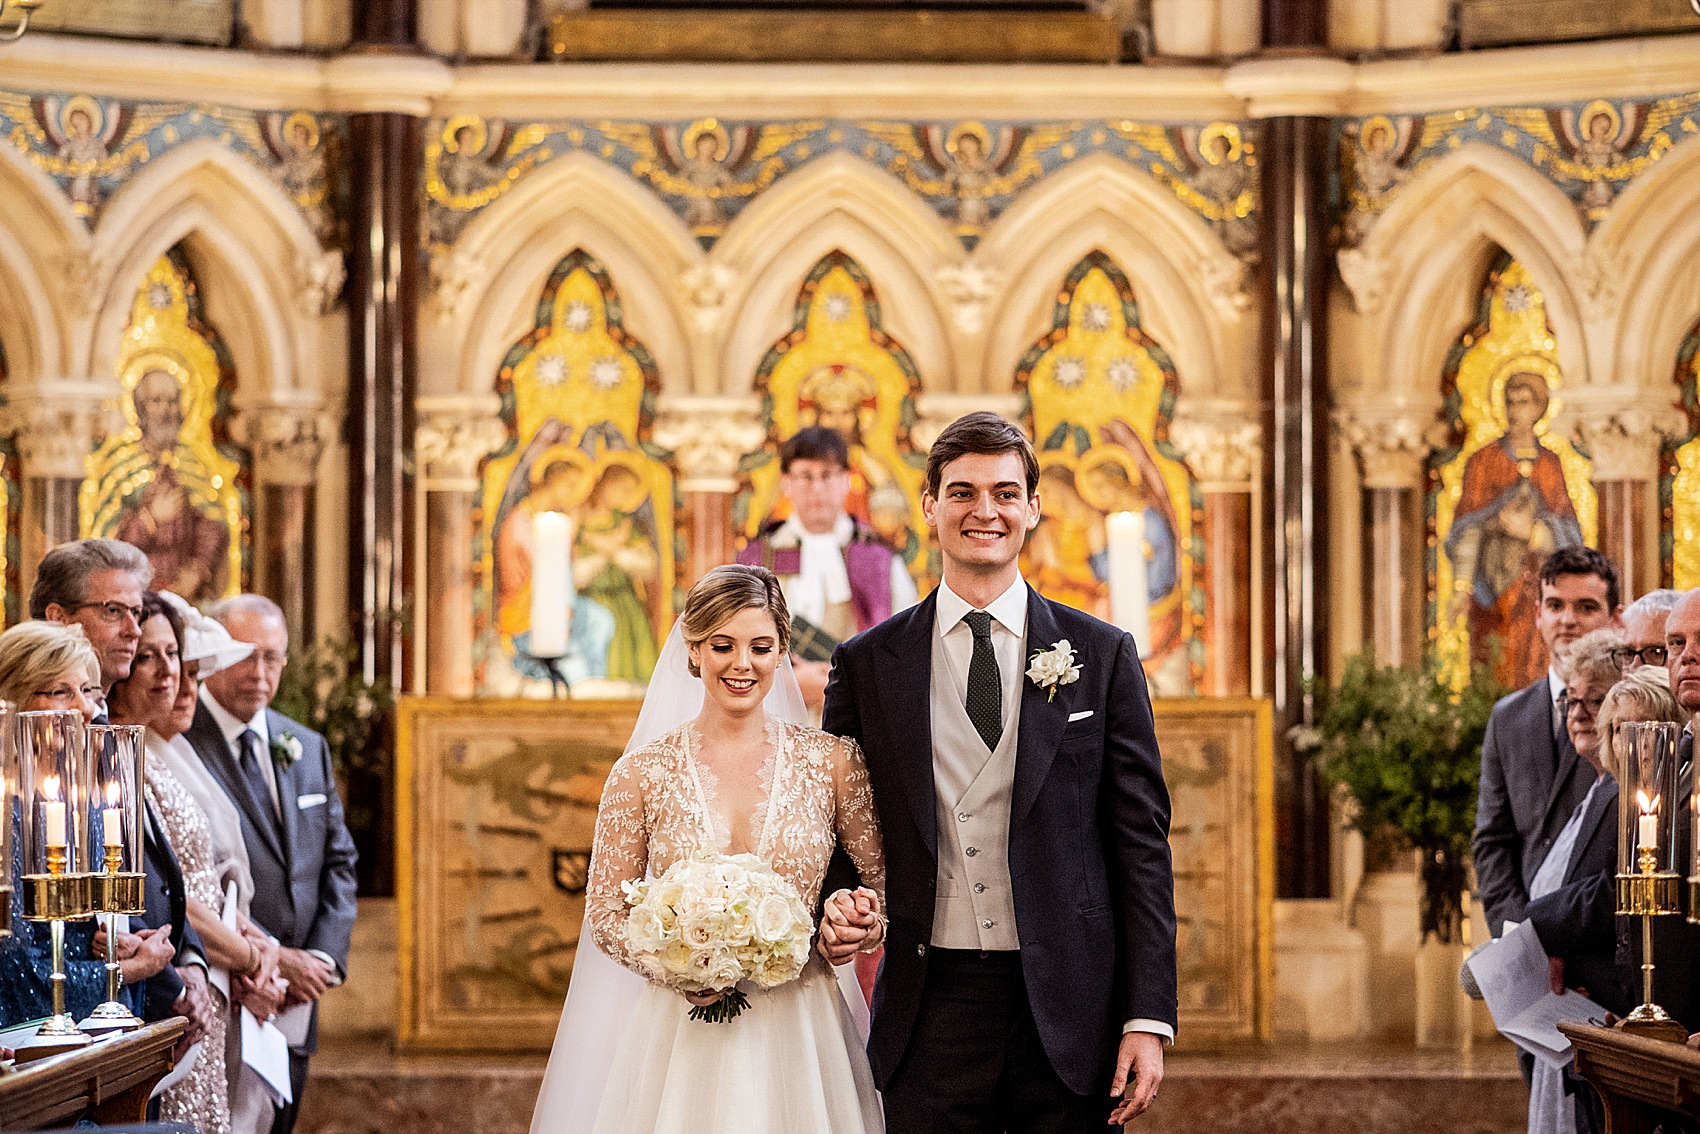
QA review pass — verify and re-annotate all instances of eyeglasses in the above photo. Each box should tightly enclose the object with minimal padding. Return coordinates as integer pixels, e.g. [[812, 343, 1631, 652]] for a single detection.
[[1610, 644, 1668, 670], [1560, 692, 1605, 718], [33, 683, 103, 704], [70, 601, 145, 625]]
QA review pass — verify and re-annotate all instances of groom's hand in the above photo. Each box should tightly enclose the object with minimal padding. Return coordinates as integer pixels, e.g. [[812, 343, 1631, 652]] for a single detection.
[[1108, 1032, 1163, 1125], [817, 890, 876, 965]]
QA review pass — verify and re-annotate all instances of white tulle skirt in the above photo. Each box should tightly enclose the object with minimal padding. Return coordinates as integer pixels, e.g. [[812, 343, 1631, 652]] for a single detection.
[[584, 956, 882, 1134]]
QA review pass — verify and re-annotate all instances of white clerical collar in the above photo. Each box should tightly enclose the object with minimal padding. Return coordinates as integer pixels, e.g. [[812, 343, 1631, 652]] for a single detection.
[[780, 512, 854, 548], [935, 574, 1028, 639], [200, 684, 269, 748]]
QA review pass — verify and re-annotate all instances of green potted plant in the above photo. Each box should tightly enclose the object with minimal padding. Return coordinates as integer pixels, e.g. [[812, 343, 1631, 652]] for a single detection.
[[1298, 654, 1506, 1046]]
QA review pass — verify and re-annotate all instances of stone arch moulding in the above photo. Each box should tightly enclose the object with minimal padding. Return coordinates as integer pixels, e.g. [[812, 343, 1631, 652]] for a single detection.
[[87, 139, 332, 406], [430, 151, 701, 402], [1595, 133, 1700, 398], [0, 143, 89, 387], [976, 152, 1252, 401], [713, 151, 959, 397], [1350, 143, 1591, 410]]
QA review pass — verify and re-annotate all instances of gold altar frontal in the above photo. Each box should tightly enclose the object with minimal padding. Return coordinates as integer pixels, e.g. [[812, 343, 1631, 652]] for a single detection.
[[397, 696, 1273, 1052]]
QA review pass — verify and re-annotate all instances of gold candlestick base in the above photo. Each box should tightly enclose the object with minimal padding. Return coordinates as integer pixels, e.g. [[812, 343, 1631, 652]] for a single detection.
[[1616, 1003, 1690, 1043], [21, 873, 93, 921], [91, 872, 144, 915], [1615, 872, 1682, 915]]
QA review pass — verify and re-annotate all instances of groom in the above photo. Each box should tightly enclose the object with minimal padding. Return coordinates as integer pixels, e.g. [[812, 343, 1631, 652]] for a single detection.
[[820, 412, 1177, 1132]]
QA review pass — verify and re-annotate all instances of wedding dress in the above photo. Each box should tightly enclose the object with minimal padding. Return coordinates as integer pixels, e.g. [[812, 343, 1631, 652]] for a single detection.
[[529, 628, 886, 1134]]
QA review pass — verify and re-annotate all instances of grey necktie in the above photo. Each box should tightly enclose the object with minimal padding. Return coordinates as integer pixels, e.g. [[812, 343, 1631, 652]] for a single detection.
[[238, 729, 279, 828], [963, 611, 1003, 751]]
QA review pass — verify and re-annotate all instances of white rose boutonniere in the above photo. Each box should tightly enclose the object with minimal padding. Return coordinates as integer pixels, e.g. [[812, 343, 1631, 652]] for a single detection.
[[1026, 640, 1082, 701], [271, 732, 304, 767]]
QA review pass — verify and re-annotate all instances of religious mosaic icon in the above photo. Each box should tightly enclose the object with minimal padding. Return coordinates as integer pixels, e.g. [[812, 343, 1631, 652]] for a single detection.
[[1429, 254, 1595, 690], [735, 251, 930, 589], [1015, 252, 1205, 696], [82, 251, 248, 604], [1339, 115, 1415, 245], [1665, 322, 1700, 591], [478, 250, 676, 696], [1174, 123, 1259, 263], [261, 111, 337, 244]]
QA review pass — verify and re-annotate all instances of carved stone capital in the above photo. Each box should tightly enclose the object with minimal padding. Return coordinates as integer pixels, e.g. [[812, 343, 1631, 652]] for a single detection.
[[1570, 248, 1622, 325], [0, 384, 124, 479], [1336, 247, 1390, 316], [233, 403, 330, 486], [56, 252, 105, 321], [426, 249, 492, 328], [1197, 253, 1250, 323], [1333, 406, 1433, 490], [653, 397, 765, 492], [936, 261, 1000, 336], [295, 249, 346, 317], [416, 395, 507, 491], [681, 263, 737, 335], [1169, 409, 1261, 490], [1562, 400, 1674, 482]]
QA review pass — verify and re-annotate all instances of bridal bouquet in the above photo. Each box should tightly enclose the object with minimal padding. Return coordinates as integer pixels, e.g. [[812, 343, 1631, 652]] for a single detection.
[[621, 851, 814, 1022]]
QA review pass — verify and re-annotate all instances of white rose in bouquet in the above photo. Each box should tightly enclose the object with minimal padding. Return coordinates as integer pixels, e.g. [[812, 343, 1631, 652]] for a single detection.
[[624, 850, 814, 1022]]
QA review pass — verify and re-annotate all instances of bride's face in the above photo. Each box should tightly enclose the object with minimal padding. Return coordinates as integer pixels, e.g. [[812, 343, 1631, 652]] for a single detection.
[[690, 605, 781, 714]]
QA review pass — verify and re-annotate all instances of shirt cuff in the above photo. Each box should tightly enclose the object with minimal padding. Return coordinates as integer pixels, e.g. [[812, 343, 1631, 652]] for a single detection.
[[179, 948, 209, 972], [308, 949, 345, 986], [1122, 1018, 1175, 1046]]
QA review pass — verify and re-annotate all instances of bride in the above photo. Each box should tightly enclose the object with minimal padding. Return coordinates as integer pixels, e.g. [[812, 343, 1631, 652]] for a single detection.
[[529, 563, 887, 1134]]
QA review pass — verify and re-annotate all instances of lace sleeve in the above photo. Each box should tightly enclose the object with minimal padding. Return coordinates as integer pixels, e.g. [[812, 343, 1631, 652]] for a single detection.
[[585, 753, 649, 975], [831, 737, 886, 912]]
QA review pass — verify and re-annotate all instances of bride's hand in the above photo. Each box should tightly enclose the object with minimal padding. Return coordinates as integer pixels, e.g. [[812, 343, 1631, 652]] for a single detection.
[[684, 990, 724, 1007]]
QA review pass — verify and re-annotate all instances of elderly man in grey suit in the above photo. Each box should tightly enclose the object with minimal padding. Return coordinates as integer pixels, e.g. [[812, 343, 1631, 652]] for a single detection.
[[184, 595, 358, 1134]]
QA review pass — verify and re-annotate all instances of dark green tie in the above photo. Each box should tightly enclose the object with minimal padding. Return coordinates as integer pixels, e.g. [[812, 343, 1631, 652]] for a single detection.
[[963, 611, 1002, 750]]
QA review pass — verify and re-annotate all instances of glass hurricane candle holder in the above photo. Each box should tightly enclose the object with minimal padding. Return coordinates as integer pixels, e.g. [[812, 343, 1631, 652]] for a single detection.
[[0, 700, 14, 940], [1612, 720, 1687, 1041], [16, 709, 94, 1048], [79, 722, 145, 1034]]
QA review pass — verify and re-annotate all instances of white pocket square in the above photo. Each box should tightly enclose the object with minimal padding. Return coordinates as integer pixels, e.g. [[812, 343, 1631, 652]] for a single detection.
[[296, 793, 327, 810], [1067, 710, 1095, 723]]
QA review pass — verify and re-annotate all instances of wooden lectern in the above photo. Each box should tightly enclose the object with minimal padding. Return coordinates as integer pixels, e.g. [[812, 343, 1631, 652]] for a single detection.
[[0, 1018, 187, 1130], [1559, 1022, 1700, 1133]]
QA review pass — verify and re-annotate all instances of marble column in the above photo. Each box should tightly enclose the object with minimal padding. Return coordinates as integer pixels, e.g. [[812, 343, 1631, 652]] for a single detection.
[[1172, 415, 1261, 697], [1570, 409, 1665, 601], [238, 406, 328, 642], [0, 390, 121, 611], [415, 397, 506, 696], [1340, 412, 1429, 668], [654, 399, 765, 590], [1258, 0, 1333, 899]]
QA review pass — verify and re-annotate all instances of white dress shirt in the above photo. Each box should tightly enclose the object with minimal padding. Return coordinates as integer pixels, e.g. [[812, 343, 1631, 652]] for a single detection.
[[200, 686, 280, 820], [933, 574, 1174, 1045]]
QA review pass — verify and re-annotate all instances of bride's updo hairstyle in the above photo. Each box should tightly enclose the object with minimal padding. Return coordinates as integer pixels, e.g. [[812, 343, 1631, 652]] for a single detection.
[[680, 564, 792, 678]]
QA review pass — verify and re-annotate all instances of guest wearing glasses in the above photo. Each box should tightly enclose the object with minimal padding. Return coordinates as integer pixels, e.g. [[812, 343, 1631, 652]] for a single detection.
[[30, 539, 213, 1049], [0, 621, 173, 1028], [1612, 589, 1682, 674]]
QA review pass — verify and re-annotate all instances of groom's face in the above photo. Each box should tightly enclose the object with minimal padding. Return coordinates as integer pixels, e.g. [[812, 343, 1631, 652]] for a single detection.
[[923, 451, 1040, 576]]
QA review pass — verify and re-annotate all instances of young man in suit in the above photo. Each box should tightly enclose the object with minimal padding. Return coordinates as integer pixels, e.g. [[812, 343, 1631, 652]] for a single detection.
[[185, 594, 358, 1134], [820, 412, 1177, 1133], [1473, 545, 1621, 940]]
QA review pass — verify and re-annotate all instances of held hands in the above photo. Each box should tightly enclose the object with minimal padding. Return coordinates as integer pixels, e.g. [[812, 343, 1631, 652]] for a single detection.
[[815, 887, 882, 966], [95, 924, 176, 983], [1108, 1031, 1164, 1126], [277, 946, 336, 1006], [172, 965, 215, 1054]]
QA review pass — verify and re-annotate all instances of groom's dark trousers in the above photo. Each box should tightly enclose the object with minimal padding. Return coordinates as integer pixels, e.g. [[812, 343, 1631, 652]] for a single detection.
[[824, 586, 1177, 1134]]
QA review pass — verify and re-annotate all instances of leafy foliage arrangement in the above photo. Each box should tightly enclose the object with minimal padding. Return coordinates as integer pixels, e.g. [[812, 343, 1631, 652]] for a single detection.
[[1301, 655, 1507, 944]]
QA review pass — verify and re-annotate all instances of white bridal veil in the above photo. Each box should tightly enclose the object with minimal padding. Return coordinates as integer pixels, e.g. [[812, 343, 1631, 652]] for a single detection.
[[528, 622, 813, 1134]]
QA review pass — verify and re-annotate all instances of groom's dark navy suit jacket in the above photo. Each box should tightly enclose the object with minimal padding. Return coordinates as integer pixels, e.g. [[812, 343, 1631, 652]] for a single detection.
[[823, 585, 1178, 1094]]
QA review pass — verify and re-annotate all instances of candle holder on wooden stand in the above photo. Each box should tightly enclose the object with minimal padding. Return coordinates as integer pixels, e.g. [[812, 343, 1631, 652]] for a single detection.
[[16, 709, 95, 1056], [80, 723, 146, 1034], [1613, 720, 1688, 1042]]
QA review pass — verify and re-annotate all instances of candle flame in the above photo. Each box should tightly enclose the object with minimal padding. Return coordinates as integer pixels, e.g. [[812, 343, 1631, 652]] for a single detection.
[[105, 781, 120, 807], [1637, 790, 1660, 815], [42, 774, 60, 801]]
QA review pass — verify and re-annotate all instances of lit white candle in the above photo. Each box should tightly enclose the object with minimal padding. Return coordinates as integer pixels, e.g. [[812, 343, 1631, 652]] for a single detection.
[[102, 783, 122, 848], [1106, 511, 1150, 657], [42, 774, 65, 849], [530, 510, 574, 659], [1637, 790, 1660, 852]]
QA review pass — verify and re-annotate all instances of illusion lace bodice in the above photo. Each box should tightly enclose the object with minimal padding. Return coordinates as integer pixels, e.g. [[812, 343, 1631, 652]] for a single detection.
[[586, 717, 886, 979]]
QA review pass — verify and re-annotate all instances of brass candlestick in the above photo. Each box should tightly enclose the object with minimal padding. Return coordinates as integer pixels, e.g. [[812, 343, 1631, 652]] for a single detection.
[[80, 723, 146, 1035], [80, 844, 143, 1034], [1612, 722, 1687, 1043], [24, 844, 94, 1046]]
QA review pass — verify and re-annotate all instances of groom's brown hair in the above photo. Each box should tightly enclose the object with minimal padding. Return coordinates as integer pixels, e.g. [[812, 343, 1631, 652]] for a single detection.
[[923, 412, 1039, 499]]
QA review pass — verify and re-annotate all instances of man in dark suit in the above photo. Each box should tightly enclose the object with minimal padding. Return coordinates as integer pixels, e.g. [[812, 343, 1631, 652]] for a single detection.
[[1473, 545, 1621, 940], [184, 595, 358, 1134], [820, 412, 1177, 1134]]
